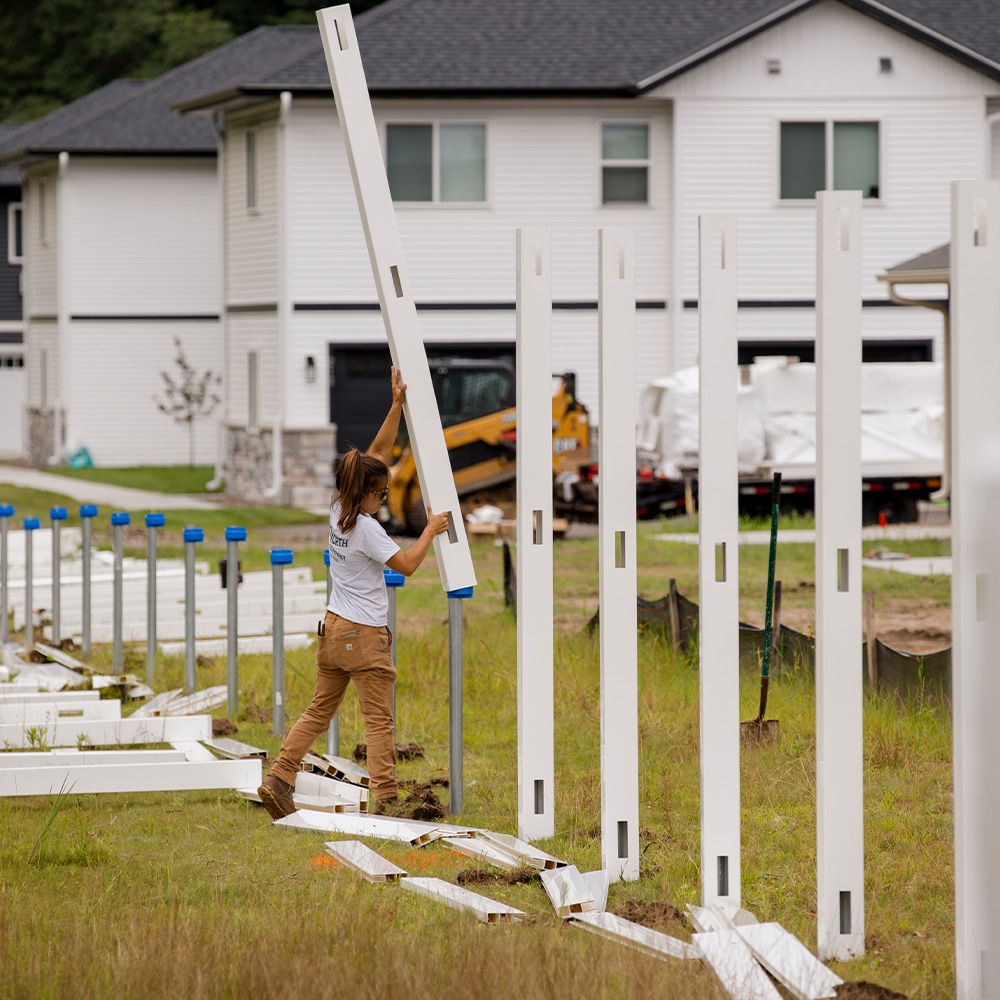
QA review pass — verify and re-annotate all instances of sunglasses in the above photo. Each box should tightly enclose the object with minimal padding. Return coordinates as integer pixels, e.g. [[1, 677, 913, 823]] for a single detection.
[[371, 487, 389, 502]]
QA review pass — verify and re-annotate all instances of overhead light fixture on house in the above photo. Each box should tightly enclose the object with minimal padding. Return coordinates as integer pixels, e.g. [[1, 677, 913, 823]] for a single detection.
[[766, 58, 781, 75], [305, 355, 317, 383], [879, 57, 893, 73]]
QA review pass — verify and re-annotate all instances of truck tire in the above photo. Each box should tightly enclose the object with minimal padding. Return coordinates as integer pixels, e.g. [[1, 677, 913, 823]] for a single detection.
[[406, 490, 427, 535]]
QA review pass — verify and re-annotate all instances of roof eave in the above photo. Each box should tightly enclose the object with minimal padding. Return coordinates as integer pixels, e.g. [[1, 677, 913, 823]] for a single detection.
[[877, 269, 951, 284]]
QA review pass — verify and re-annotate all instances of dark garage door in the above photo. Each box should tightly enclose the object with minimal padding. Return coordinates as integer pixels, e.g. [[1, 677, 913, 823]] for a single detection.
[[329, 343, 515, 455]]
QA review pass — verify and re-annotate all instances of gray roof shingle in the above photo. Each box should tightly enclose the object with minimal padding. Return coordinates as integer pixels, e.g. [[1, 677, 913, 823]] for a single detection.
[[885, 242, 950, 276]]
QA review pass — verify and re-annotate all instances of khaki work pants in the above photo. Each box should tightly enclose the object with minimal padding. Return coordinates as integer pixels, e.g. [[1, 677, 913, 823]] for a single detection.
[[270, 611, 397, 800]]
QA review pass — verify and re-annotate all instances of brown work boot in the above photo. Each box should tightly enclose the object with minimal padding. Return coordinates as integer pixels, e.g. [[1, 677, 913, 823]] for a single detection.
[[258, 773, 295, 820]]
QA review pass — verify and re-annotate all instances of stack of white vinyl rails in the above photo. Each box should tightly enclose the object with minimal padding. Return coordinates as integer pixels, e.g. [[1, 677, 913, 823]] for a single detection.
[[950, 179, 1000, 1000], [597, 228, 639, 882], [515, 228, 555, 841], [697, 215, 741, 908], [316, 3, 475, 593], [814, 191, 864, 960]]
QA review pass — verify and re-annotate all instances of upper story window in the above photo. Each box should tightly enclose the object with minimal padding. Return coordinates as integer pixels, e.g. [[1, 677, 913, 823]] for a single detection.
[[386, 123, 487, 203], [245, 128, 258, 212], [38, 180, 48, 245], [601, 123, 650, 204], [780, 121, 880, 200], [6, 203, 23, 264]]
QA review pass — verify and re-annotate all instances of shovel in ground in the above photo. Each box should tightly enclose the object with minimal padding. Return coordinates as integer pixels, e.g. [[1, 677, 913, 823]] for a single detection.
[[741, 472, 781, 745]]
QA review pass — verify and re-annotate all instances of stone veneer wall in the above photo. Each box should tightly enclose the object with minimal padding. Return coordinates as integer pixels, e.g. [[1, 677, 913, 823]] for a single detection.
[[26, 408, 56, 465], [226, 424, 336, 508]]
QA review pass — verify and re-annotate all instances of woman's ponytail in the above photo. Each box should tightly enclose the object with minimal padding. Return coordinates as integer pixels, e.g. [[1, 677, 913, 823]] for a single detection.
[[334, 449, 389, 533]]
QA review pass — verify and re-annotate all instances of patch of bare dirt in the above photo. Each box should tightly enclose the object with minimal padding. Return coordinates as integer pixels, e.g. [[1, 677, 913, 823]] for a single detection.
[[835, 983, 907, 1000], [212, 718, 238, 737], [456, 866, 536, 887], [240, 701, 271, 724], [611, 899, 686, 933], [353, 742, 425, 762], [390, 780, 447, 821]]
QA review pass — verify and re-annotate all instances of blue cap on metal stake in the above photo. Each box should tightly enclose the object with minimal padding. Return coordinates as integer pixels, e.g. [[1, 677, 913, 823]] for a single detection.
[[111, 512, 130, 527], [50, 507, 68, 521], [23, 517, 40, 531], [384, 568, 405, 588], [270, 548, 294, 566], [79, 504, 98, 519], [447, 587, 474, 599], [183, 527, 203, 544], [0, 504, 15, 518], [323, 549, 330, 567], [225, 526, 247, 543], [145, 513, 166, 528]]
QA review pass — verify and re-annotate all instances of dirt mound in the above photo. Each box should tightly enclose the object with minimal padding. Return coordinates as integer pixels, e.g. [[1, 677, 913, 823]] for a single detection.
[[240, 702, 270, 724], [456, 866, 536, 887], [353, 742, 425, 762], [611, 899, 686, 932], [212, 718, 238, 737], [835, 983, 907, 1000]]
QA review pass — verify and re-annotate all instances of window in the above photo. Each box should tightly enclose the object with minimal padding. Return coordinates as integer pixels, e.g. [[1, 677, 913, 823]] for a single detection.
[[245, 129, 257, 211], [0, 355, 24, 368], [6, 202, 22, 264], [433, 368, 514, 426], [38, 180, 47, 245], [601, 123, 649, 204], [247, 351, 259, 428], [780, 121, 879, 200], [385, 123, 486, 203]]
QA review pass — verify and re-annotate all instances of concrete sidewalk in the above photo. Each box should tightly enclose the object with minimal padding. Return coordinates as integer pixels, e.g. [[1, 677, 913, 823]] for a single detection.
[[0, 464, 218, 512]]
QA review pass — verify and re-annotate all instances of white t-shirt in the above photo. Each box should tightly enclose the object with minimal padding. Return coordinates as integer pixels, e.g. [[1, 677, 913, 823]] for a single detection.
[[327, 501, 401, 627]]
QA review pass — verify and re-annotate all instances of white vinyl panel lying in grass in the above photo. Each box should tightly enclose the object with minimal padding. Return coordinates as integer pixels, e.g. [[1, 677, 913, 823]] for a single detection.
[[0, 700, 121, 724], [736, 923, 842, 1000], [571, 912, 698, 962], [693, 930, 783, 1000], [325, 840, 406, 883], [0, 714, 212, 749], [400, 877, 525, 924]]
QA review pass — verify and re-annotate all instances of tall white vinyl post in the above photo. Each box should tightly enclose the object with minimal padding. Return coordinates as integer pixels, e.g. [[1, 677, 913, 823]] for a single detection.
[[598, 228, 639, 883], [515, 228, 555, 842], [315, 5, 475, 594], [815, 190, 864, 961], [950, 180, 1000, 1000], [697, 215, 741, 908]]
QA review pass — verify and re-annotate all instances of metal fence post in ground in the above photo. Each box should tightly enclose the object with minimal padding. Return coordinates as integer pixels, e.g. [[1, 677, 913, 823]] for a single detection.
[[0, 504, 13, 645], [49, 507, 67, 646], [270, 548, 293, 737], [225, 526, 246, 716], [23, 517, 40, 650], [110, 513, 130, 671], [144, 513, 165, 684], [447, 586, 473, 814], [384, 567, 405, 727], [323, 549, 339, 756], [79, 505, 97, 658], [183, 527, 203, 693]]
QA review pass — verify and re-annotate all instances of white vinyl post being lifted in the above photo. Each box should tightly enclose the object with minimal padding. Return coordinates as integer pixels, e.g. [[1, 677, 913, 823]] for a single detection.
[[697, 214, 741, 909], [815, 190, 864, 961], [950, 179, 1000, 1000], [316, 4, 476, 592], [597, 227, 639, 883], [516, 228, 555, 841]]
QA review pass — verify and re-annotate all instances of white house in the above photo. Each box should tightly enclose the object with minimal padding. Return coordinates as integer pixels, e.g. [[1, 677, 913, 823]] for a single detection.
[[173, 0, 1000, 504], [0, 126, 25, 457], [0, 27, 317, 467]]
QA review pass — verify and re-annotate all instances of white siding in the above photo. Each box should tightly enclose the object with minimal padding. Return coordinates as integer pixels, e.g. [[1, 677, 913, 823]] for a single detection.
[[65, 158, 219, 315], [991, 120, 1000, 179], [65, 320, 222, 465], [23, 169, 59, 318], [0, 364, 26, 457], [25, 320, 58, 407], [225, 116, 279, 305], [227, 311, 279, 426]]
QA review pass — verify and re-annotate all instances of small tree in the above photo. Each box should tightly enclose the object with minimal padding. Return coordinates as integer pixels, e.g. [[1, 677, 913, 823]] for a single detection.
[[154, 337, 222, 467]]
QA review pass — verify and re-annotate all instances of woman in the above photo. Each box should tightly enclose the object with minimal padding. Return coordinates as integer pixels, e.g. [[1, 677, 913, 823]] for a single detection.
[[258, 367, 449, 819]]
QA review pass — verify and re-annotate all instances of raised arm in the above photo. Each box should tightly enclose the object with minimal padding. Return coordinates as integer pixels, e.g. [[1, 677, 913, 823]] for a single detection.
[[367, 367, 406, 466]]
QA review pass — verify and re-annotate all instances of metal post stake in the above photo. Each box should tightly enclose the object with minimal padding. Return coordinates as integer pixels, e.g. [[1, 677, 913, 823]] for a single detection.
[[23, 518, 40, 650], [49, 507, 67, 646], [271, 548, 293, 737], [0, 504, 13, 645], [384, 567, 405, 729], [447, 587, 473, 814], [225, 526, 246, 716], [324, 549, 339, 756], [183, 527, 203, 694], [110, 513, 130, 671], [145, 513, 165, 684], [79, 505, 97, 658]]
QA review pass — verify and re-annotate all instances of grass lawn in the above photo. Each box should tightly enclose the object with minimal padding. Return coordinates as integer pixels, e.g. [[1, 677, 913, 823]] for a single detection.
[[43, 464, 221, 494], [0, 528, 954, 998]]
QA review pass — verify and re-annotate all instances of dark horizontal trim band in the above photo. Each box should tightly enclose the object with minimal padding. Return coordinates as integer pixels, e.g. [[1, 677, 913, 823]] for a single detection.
[[71, 314, 219, 321], [0, 331, 23, 343], [227, 303, 278, 313], [682, 298, 946, 309], [28, 314, 57, 322], [296, 300, 667, 312], [22, 148, 215, 159]]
